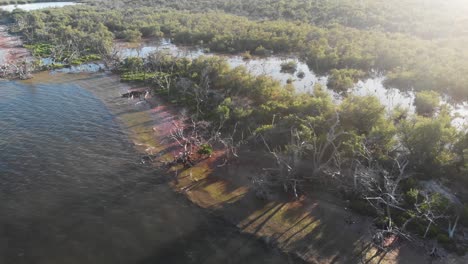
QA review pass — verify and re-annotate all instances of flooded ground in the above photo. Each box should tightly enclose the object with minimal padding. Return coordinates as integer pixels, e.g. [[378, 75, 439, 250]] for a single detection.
[[0, 72, 302, 264], [117, 40, 468, 128]]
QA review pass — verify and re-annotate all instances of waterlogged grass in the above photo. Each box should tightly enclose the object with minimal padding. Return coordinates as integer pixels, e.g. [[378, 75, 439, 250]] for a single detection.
[[70, 54, 102, 65], [24, 43, 53, 57], [121, 72, 158, 82], [48, 63, 66, 69], [24, 43, 101, 66]]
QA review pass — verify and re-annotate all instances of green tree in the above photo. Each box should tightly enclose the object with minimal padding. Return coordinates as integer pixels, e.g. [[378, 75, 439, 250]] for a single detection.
[[339, 95, 385, 135], [399, 114, 457, 173], [414, 91, 440, 116]]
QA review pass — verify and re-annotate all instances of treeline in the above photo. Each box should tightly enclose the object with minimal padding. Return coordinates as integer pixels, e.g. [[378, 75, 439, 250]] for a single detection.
[[82, 0, 468, 39], [117, 51, 467, 250], [8, 6, 468, 101]]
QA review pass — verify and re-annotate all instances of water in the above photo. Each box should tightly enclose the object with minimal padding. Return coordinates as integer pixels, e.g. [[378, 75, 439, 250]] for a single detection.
[[0, 73, 299, 264], [0, 2, 77, 12]]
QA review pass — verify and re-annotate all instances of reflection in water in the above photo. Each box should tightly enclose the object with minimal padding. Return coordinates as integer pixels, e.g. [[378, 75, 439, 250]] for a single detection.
[[0, 73, 300, 264]]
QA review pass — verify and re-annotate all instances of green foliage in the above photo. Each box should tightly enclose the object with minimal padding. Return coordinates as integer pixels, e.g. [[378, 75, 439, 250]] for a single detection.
[[414, 91, 440, 116], [252, 45, 270, 56], [241, 51, 252, 60], [70, 54, 101, 65], [23, 43, 52, 57], [327, 69, 365, 93], [197, 144, 213, 156], [118, 29, 142, 42], [121, 72, 157, 82], [280, 60, 298, 73], [10, 5, 468, 100], [399, 115, 457, 172], [120, 57, 144, 72], [339, 95, 385, 135]]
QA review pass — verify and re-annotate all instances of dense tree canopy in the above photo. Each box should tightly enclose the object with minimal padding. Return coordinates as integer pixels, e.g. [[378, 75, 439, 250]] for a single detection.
[[83, 0, 468, 39]]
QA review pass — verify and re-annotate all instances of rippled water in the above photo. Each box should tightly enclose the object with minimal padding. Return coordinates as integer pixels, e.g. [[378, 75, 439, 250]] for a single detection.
[[0, 73, 298, 264]]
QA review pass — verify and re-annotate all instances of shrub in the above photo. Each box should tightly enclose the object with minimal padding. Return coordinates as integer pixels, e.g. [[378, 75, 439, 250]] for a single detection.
[[280, 60, 298, 73], [197, 144, 213, 157], [253, 45, 270, 56], [241, 51, 252, 60], [297, 71, 305, 79], [327, 69, 365, 93], [414, 90, 440, 116], [120, 29, 142, 42]]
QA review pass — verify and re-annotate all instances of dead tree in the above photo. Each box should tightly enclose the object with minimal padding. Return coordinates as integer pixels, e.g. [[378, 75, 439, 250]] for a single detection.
[[169, 115, 211, 167], [303, 112, 346, 182], [261, 129, 307, 199]]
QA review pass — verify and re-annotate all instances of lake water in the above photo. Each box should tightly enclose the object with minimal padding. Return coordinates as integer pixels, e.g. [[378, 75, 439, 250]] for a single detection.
[[0, 1, 77, 12], [0, 73, 300, 264]]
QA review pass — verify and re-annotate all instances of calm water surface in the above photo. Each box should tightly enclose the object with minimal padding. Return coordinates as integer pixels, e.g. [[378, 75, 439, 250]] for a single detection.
[[0, 73, 298, 264]]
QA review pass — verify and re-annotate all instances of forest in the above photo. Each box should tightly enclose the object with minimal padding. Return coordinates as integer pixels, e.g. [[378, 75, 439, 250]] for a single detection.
[[83, 0, 468, 39], [2, 0, 468, 256], [6, 5, 468, 101]]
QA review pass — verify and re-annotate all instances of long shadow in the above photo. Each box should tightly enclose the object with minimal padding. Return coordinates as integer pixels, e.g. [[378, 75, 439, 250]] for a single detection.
[[279, 200, 372, 263], [251, 202, 287, 235], [237, 202, 279, 229], [282, 218, 319, 246], [136, 217, 306, 264]]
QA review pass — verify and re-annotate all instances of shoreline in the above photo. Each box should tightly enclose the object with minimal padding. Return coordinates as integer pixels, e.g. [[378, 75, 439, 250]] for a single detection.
[[92, 74, 432, 264], [12, 69, 466, 263]]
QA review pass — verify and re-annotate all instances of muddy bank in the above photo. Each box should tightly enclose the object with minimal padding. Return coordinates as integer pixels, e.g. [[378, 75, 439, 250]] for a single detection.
[[0, 25, 30, 65]]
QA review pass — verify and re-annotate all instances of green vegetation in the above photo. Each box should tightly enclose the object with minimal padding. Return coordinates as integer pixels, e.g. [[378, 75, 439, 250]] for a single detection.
[[23, 43, 52, 57], [280, 60, 297, 74], [197, 144, 213, 157], [414, 91, 440, 116], [6, 5, 468, 101], [3, 0, 468, 252], [83, 0, 468, 39], [113, 51, 468, 250], [327, 69, 365, 93]]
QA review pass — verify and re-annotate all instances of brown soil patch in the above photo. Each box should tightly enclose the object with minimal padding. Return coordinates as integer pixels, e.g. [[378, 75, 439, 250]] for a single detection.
[[0, 25, 30, 65]]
